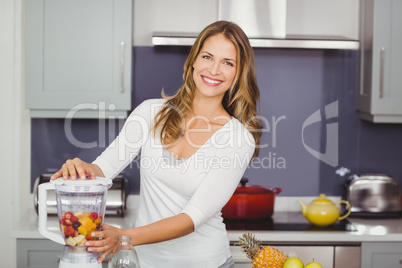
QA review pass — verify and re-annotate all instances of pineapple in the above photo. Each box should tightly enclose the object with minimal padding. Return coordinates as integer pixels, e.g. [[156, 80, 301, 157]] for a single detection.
[[236, 232, 288, 268]]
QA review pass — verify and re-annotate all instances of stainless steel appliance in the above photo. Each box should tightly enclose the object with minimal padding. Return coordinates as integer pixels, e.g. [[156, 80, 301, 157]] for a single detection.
[[34, 174, 127, 217], [346, 175, 401, 218]]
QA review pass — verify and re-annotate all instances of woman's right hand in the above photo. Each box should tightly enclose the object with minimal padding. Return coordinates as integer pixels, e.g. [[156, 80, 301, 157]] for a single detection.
[[50, 158, 104, 181]]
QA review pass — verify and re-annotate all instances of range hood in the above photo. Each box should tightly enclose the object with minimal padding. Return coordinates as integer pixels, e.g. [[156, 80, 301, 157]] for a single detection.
[[152, 0, 359, 50], [152, 33, 359, 50]]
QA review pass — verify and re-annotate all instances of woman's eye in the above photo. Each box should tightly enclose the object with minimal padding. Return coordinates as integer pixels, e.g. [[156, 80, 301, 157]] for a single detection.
[[202, 55, 211, 60], [224, 61, 234, 67]]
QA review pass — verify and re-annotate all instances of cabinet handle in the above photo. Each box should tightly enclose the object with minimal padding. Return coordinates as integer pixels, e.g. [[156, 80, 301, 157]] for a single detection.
[[379, 47, 385, 98], [120, 42, 125, 93], [399, 259, 402, 264]]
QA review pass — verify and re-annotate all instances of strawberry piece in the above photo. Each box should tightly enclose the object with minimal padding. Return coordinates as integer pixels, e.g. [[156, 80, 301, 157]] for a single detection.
[[70, 215, 79, 222], [64, 225, 74, 237], [86, 236, 93, 240], [90, 212, 98, 220], [64, 212, 73, 220]]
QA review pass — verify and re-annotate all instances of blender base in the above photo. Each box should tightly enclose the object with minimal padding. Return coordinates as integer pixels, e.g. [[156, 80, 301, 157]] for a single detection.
[[59, 245, 102, 268]]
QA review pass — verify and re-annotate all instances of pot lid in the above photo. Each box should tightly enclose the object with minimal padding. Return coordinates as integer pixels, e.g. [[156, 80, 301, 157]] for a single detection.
[[235, 185, 276, 195], [234, 178, 280, 195]]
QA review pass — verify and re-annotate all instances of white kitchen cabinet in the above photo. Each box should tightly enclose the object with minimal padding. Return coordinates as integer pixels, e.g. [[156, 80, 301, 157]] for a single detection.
[[17, 239, 109, 268], [25, 0, 132, 118], [286, 0, 359, 40], [361, 242, 402, 268], [357, 0, 402, 123]]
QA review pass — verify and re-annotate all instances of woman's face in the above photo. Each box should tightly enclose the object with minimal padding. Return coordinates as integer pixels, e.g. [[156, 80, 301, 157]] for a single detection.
[[192, 34, 237, 102]]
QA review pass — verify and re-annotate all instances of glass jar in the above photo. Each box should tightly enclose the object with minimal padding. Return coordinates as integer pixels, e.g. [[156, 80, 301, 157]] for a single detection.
[[108, 235, 140, 268]]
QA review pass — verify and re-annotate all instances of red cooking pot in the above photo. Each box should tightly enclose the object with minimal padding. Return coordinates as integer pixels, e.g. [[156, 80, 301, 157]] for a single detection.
[[221, 178, 282, 220]]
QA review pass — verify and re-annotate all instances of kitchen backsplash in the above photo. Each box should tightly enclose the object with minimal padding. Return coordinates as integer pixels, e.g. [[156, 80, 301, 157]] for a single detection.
[[31, 46, 402, 196]]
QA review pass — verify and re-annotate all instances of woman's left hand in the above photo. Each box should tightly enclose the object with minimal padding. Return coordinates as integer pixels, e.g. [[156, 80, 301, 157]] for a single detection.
[[86, 224, 123, 263]]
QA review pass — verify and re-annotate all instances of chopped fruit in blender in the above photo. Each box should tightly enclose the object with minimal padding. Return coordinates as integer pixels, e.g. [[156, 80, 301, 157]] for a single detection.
[[90, 212, 98, 220], [64, 212, 73, 220], [70, 215, 79, 222], [78, 238, 87, 246], [72, 221, 81, 230], [66, 236, 77, 246], [81, 217, 96, 230], [74, 211, 84, 217], [73, 235, 86, 245], [64, 225, 75, 237], [61, 211, 102, 246], [78, 225, 87, 236]]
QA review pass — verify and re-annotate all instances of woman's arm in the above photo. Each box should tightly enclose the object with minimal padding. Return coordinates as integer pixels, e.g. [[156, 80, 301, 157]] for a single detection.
[[87, 213, 194, 262], [128, 213, 194, 246], [51, 99, 161, 181]]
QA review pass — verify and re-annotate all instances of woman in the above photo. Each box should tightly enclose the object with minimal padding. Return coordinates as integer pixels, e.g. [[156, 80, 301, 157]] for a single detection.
[[51, 20, 262, 268]]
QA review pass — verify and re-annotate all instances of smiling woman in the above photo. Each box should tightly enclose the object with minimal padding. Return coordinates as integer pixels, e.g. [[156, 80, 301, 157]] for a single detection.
[[51, 20, 262, 268]]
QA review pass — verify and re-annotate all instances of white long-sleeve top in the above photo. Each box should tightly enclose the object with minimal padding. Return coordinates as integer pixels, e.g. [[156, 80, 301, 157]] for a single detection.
[[93, 98, 255, 268]]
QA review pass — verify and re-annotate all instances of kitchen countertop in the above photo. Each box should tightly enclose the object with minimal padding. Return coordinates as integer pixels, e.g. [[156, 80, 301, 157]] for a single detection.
[[226, 211, 402, 244], [11, 209, 402, 244]]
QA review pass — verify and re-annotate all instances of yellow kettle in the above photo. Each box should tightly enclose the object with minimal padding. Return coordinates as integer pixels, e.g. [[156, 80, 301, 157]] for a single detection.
[[298, 194, 352, 227]]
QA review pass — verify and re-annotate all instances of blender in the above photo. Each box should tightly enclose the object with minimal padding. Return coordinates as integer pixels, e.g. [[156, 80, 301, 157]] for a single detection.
[[38, 177, 112, 268]]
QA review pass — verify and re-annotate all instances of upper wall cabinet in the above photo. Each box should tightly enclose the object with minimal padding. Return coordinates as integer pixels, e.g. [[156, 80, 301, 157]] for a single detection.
[[25, 0, 132, 119], [357, 0, 402, 123]]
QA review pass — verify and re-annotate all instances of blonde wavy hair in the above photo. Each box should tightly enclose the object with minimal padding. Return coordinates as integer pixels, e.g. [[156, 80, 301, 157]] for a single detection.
[[152, 20, 263, 159]]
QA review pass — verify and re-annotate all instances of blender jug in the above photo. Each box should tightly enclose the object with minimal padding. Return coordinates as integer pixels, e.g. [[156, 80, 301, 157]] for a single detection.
[[39, 177, 112, 268]]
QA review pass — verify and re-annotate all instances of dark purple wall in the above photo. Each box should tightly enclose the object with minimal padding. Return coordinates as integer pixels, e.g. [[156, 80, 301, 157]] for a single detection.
[[31, 46, 402, 196]]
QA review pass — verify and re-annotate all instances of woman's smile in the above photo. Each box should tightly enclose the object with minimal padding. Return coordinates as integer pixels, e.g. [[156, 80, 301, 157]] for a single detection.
[[202, 76, 223, 86]]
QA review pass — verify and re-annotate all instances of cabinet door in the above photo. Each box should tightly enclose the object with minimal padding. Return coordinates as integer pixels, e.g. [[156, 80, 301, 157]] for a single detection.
[[26, 0, 132, 118], [17, 239, 109, 268], [357, 0, 402, 123], [17, 239, 63, 268], [361, 242, 402, 268], [334, 246, 361, 268]]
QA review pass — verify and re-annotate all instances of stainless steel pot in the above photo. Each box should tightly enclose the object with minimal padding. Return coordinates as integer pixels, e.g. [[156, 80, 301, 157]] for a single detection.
[[346, 174, 401, 217]]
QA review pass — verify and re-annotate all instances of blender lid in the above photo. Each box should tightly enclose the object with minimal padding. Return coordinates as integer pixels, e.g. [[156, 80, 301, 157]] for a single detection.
[[51, 177, 113, 192]]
